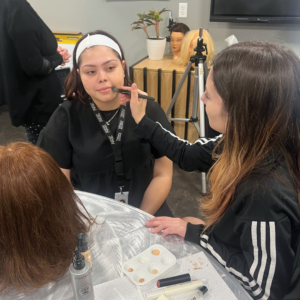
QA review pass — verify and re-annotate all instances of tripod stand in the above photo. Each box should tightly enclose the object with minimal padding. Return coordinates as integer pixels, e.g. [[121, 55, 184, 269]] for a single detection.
[[165, 28, 209, 193]]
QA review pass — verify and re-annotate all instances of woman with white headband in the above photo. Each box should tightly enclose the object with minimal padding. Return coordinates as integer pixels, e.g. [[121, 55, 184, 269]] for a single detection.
[[37, 30, 174, 216]]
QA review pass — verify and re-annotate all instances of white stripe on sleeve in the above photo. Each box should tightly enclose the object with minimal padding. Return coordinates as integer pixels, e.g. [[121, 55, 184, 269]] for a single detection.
[[156, 121, 223, 146], [257, 222, 267, 286], [250, 221, 259, 276]]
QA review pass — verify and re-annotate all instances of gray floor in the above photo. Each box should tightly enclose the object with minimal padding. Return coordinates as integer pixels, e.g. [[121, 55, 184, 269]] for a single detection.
[[0, 105, 204, 219]]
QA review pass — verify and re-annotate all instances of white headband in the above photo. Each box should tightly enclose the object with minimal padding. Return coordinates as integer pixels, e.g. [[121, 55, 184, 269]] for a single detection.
[[76, 34, 122, 63]]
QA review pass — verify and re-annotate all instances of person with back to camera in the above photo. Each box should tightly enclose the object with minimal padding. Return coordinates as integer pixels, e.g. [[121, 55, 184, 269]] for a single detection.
[[0, 0, 71, 144], [37, 30, 174, 217], [0, 142, 95, 294], [119, 42, 300, 299]]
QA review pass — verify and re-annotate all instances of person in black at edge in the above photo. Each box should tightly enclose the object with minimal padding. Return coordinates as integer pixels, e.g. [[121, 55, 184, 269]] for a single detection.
[[0, 0, 70, 144], [38, 30, 174, 217], [120, 42, 300, 299]]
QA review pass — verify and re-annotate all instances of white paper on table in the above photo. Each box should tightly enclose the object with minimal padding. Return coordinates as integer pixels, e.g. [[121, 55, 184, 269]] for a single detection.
[[93, 251, 238, 300]]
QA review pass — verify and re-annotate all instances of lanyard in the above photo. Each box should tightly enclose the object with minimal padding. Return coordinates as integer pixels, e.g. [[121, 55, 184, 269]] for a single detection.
[[89, 99, 126, 190]]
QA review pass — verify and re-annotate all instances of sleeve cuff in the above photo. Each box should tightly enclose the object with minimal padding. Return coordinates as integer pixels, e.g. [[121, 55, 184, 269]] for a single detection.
[[184, 222, 205, 244], [133, 115, 157, 139]]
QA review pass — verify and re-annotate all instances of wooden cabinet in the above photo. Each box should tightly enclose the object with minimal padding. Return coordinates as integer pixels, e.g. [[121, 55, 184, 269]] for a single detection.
[[130, 55, 200, 143]]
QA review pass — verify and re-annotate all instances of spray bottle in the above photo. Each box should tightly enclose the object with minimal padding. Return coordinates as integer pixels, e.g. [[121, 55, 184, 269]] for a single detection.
[[69, 250, 94, 300]]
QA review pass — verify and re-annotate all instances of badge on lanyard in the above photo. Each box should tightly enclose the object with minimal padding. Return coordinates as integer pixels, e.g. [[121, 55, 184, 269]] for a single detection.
[[115, 186, 129, 204]]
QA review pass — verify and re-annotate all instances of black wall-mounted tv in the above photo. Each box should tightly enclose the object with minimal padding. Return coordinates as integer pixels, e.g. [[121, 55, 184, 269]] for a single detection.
[[210, 0, 300, 24]]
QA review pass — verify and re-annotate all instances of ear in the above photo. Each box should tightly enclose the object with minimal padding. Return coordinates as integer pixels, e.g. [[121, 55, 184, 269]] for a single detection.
[[122, 60, 126, 71], [76, 69, 80, 75]]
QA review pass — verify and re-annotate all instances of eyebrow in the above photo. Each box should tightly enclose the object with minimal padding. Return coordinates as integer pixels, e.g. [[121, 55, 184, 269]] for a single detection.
[[82, 59, 118, 68]]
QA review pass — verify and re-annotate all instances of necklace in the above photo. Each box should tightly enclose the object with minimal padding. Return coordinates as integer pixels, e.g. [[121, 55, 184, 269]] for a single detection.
[[105, 108, 120, 126]]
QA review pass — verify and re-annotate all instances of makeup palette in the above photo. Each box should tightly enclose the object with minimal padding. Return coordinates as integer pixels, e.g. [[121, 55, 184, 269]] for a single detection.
[[123, 244, 177, 286]]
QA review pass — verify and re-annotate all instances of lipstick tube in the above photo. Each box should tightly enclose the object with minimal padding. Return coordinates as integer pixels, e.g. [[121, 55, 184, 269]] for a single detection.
[[146, 279, 203, 300]]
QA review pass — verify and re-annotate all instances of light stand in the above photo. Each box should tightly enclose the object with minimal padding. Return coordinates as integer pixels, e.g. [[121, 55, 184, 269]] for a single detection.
[[165, 28, 209, 193]]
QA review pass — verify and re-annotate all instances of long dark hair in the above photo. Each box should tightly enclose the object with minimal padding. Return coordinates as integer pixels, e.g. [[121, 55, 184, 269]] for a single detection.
[[201, 42, 300, 230], [0, 142, 95, 292], [64, 30, 131, 105]]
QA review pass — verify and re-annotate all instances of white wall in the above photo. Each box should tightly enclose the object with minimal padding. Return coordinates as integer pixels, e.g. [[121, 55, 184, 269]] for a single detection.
[[28, 0, 300, 66]]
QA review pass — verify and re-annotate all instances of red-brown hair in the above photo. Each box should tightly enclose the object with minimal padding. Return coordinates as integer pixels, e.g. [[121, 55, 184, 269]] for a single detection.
[[0, 142, 94, 292]]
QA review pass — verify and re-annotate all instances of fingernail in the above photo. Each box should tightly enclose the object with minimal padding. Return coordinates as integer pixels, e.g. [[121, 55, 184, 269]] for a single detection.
[[132, 83, 137, 89], [150, 229, 154, 233]]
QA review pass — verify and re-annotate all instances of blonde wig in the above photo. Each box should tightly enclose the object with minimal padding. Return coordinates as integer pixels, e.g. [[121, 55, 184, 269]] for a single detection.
[[177, 29, 215, 69]]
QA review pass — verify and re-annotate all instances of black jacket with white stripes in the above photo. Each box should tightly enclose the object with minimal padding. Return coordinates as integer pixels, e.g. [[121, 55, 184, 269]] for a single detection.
[[133, 116, 300, 300]]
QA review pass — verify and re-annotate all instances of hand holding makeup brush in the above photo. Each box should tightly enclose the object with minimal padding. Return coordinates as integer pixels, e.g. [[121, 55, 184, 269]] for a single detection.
[[118, 83, 148, 124]]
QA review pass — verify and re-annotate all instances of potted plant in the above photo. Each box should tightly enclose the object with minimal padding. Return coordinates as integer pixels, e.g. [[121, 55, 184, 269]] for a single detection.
[[131, 8, 169, 60]]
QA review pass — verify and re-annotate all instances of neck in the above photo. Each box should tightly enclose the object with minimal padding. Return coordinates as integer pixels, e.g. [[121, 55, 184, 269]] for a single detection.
[[91, 96, 120, 111], [173, 51, 180, 60]]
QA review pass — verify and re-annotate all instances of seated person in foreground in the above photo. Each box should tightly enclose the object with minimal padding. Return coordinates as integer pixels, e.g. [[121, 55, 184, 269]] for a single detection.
[[37, 30, 173, 217], [0, 142, 95, 293], [119, 42, 300, 300]]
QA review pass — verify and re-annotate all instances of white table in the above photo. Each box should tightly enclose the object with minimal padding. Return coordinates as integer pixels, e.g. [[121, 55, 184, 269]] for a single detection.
[[2, 191, 252, 300]]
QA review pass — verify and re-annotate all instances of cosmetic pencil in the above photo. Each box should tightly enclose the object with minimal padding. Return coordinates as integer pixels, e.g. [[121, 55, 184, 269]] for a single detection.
[[112, 86, 155, 101]]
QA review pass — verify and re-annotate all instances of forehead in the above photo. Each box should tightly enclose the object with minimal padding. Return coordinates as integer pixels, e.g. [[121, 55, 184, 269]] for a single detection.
[[79, 45, 119, 64], [171, 32, 184, 39], [206, 70, 215, 91]]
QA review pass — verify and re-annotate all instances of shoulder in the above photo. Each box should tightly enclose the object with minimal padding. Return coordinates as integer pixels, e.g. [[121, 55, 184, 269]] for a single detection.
[[145, 100, 174, 132], [58, 98, 89, 114], [6, 0, 34, 15], [47, 99, 87, 124], [145, 100, 164, 115], [231, 159, 299, 222]]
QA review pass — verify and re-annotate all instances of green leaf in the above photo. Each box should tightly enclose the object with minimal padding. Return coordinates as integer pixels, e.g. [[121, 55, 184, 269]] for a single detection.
[[132, 26, 142, 30]]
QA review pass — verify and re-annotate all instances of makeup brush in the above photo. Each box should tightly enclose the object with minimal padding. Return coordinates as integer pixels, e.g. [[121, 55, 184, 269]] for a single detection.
[[112, 87, 155, 101]]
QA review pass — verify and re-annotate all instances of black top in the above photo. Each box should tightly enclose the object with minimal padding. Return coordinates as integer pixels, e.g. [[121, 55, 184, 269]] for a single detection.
[[38, 99, 175, 216], [0, 0, 63, 126], [133, 115, 300, 300]]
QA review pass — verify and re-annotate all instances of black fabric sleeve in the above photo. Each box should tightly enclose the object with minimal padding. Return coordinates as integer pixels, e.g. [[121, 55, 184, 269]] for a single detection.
[[7, 2, 62, 76], [184, 222, 205, 244], [200, 188, 296, 300], [145, 101, 175, 159], [133, 115, 222, 172], [37, 106, 73, 169], [231, 217, 293, 299]]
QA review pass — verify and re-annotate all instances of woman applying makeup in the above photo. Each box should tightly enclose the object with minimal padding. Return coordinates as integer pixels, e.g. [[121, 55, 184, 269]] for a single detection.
[[122, 42, 300, 299], [38, 30, 173, 216]]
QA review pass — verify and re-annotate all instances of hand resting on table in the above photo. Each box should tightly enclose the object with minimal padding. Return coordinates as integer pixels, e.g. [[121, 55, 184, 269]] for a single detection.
[[145, 216, 206, 238]]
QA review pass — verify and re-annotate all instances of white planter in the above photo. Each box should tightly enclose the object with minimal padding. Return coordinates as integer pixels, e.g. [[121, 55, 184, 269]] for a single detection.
[[147, 37, 166, 61]]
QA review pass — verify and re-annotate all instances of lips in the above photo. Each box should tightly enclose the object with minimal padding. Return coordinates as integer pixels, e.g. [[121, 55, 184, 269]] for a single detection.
[[97, 87, 111, 93]]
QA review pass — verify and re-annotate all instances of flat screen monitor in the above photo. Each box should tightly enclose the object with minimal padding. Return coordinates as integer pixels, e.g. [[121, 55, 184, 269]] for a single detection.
[[210, 0, 300, 24]]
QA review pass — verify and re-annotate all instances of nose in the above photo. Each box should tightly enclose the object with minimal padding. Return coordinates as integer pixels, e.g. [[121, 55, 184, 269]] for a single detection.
[[97, 70, 107, 83], [200, 92, 206, 104]]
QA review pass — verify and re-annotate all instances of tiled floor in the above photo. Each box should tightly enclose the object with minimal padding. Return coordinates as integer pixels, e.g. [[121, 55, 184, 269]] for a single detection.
[[0, 104, 204, 219]]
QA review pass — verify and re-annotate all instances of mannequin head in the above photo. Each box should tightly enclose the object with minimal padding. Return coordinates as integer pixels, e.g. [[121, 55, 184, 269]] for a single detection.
[[170, 23, 190, 60], [0, 142, 94, 292], [177, 29, 215, 68]]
